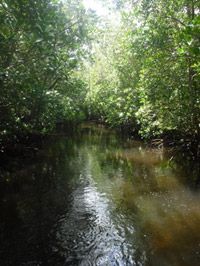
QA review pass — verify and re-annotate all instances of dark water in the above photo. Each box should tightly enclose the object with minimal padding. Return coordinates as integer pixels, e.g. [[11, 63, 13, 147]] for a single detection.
[[0, 124, 199, 266]]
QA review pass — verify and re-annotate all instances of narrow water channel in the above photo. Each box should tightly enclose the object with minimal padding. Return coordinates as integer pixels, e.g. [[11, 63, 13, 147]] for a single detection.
[[0, 124, 199, 266]]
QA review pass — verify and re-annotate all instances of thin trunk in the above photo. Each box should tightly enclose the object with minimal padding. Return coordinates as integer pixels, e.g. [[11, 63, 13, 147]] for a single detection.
[[186, 0, 199, 138]]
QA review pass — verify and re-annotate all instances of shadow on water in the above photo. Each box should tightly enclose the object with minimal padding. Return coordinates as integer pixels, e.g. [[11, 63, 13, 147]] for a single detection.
[[0, 123, 199, 265]]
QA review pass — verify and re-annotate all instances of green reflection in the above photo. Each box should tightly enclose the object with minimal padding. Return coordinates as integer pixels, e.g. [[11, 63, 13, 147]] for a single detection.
[[0, 124, 199, 266]]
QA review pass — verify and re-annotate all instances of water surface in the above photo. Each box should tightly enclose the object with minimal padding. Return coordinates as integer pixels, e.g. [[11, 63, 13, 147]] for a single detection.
[[0, 124, 199, 265]]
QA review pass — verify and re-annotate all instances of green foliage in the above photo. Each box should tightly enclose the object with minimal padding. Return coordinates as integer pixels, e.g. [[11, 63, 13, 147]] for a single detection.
[[84, 0, 200, 140], [0, 0, 199, 143], [0, 0, 93, 142], [84, 24, 139, 128]]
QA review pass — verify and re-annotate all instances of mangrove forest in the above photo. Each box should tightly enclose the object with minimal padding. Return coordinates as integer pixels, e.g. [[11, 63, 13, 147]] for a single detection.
[[0, 0, 200, 265]]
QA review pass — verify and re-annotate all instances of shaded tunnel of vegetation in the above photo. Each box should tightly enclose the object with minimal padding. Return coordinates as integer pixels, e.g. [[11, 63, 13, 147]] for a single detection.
[[0, 0, 200, 265], [0, 0, 199, 152]]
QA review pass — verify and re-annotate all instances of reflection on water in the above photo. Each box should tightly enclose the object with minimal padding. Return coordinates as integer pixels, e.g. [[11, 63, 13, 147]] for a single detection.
[[0, 124, 199, 265]]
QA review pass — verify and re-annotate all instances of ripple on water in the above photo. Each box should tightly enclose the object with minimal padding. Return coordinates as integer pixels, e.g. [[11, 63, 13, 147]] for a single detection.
[[53, 175, 135, 265]]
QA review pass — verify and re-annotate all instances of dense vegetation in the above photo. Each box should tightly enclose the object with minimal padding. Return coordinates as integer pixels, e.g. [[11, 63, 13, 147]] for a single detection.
[[0, 0, 94, 145], [0, 0, 200, 149], [85, 0, 200, 143]]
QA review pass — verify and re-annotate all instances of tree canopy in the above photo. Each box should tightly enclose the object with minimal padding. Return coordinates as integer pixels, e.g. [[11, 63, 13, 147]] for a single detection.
[[0, 0, 95, 143], [0, 0, 199, 146], [84, 0, 200, 141]]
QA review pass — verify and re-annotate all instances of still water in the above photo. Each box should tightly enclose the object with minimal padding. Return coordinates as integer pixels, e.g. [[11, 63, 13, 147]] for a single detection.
[[0, 124, 199, 265]]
